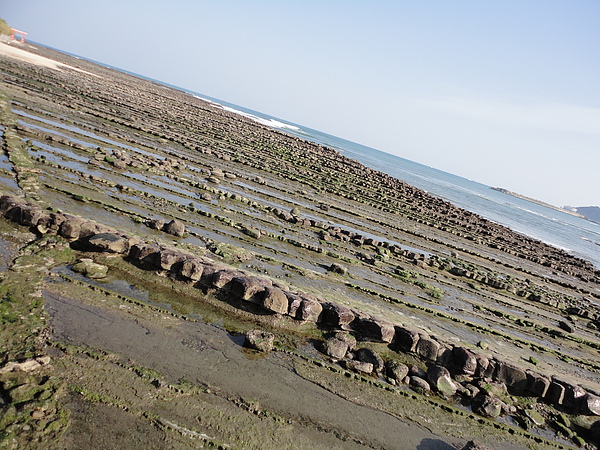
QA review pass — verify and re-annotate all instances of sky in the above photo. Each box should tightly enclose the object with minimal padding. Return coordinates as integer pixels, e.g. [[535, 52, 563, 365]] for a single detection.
[[3, 1, 600, 207]]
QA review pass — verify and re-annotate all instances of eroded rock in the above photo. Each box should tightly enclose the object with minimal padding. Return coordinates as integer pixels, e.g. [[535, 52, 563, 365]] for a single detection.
[[244, 330, 275, 353]]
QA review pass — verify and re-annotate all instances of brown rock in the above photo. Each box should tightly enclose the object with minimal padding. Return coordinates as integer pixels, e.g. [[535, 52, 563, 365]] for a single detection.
[[452, 346, 478, 376], [0, 195, 21, 212], [159, 248, 187, 271], [494, 362, 528, 395], [129, 243, 161, 267], [354, 317, 395, 343], [262, 286, 288, 314], [297, 296, 323, 322], [58, 215, 85, 239], [416, 336, 441, 361], [179, 258, 205, 282], [230, 276, 270, 302], [393, 326, 420, 353], [210, 269, 241, 289], [285, 292, 303, 317], [86, 233, 130, 254], [333, 332, 357, 351], [320, 303, 355, 329]]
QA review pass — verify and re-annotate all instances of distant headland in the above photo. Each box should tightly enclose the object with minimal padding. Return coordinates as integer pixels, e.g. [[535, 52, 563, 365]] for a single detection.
[[491, 187, 599, 223]]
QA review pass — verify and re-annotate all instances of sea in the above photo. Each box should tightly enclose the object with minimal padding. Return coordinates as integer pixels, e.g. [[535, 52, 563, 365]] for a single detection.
[[189, 93, 600, 270], [31, 43, 600, 270]]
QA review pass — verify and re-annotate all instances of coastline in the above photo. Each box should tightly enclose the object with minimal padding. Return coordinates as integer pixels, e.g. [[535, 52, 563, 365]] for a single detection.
[[491, 187, 588, 220], [1, 41, 599, 449]]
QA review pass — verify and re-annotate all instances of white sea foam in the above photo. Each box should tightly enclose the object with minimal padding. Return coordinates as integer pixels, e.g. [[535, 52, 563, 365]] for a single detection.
[[193, 96, 300, 131], [220, 105, 301, 131]]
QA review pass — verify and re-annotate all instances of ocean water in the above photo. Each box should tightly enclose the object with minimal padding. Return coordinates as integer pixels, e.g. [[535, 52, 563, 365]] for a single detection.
[[188, 93, 600, 269], [29, 43, 600, 269]]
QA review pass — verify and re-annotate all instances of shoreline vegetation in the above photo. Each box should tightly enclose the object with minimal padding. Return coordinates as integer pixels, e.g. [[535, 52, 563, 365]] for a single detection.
[[1, 41, 600, 449]]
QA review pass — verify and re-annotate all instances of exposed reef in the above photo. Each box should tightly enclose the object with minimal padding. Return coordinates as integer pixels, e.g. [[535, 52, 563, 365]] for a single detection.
[[1, 42, 600, 449]]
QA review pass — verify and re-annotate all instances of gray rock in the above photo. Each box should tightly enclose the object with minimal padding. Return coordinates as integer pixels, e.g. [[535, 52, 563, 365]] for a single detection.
[[474, 354, 490, 378], [323, 337, 349, 359], [436, 345, 453, 366], [19, 205, 44, 227], [146, 218, 165, 230], [71, 259, 108, 279], [472, 395, 504, 418], [410, 365, 427, 378], [36, 211, 64, 234], [58, 215, 85, 239], [582, 393, 600, 416], [345, 359, 373, 374], [386, 360, 409, 383], [333, 332, 357, 351], [558, 320, 574, 333], [328, 263, 347, 275], [477, 380, 507, 398], [461, 440, 491, 450], [561, 382, 587, 412], [285, 292, 303, 317], [87, 233, 130, 254], [427, 365, 457, 397], [244, 330, 275, 353], [298, 297, 323, 322], [409, 376, 431, 392], [354, 348, 384, 373], [545, 381, 566, 405], [494, 361, 528, 395], [242, 227, 261, 239], [163, 219, 186, 237], [526, 371, 550, 398], [79, 221, 114, 239]]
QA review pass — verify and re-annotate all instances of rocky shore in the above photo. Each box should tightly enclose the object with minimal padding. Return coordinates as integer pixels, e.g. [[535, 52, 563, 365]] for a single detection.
[[1, 42, 599, 449]]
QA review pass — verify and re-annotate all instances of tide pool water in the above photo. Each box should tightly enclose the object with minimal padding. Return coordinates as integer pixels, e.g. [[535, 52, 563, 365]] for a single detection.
[[30, 43, 600, 268]]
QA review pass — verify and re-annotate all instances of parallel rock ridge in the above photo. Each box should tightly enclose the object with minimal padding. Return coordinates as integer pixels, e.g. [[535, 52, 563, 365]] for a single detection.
[[1, 193, 598, 418]]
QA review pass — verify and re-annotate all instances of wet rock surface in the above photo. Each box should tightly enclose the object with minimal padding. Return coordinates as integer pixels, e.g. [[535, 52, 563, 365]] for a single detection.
[[0, 43, 598, 448]]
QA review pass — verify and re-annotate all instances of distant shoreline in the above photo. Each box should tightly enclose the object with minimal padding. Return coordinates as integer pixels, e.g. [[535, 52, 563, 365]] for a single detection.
[[490, 187, 589, 220]]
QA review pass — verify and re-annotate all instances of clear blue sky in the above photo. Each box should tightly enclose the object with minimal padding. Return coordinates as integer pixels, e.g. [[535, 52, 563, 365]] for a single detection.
[[4, 1, 600, 206]]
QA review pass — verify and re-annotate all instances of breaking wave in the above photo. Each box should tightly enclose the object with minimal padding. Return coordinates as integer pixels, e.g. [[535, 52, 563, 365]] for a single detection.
[[195, 96, 300, 131]]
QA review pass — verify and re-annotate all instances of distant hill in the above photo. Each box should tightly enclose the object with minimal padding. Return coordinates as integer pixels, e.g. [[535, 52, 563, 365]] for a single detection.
[[575, 206, 600, 224], [0, 18, 12, 36]]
